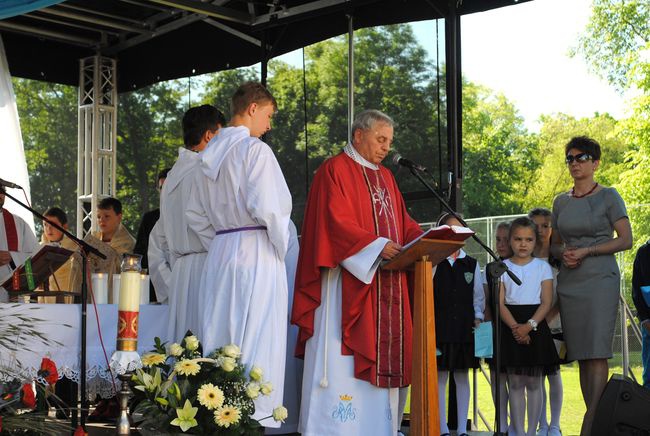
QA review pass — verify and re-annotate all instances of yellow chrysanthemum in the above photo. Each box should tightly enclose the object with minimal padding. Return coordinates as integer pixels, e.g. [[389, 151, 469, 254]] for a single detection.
[[174, 359, 201, 376], [197, 383, 225, 410], [141, 353, 166, 367], [213, 405, 241, 428]]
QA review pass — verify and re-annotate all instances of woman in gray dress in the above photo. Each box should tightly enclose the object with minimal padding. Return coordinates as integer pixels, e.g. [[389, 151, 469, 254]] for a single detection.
[[551, 136, 632, 436]]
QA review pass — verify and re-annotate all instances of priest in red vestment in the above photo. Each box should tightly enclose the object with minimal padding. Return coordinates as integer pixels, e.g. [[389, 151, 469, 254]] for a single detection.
[[292, 109, 423, 436], [0, 185, 39, 301]]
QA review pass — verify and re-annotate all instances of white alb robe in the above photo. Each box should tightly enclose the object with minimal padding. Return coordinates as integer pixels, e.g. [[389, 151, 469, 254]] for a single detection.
[[186, 126, 292, 427], [148, 147, 210, 343], [299, 236, 407, 436], [267, 220, 302, 435], [0, 209, 39, 301]]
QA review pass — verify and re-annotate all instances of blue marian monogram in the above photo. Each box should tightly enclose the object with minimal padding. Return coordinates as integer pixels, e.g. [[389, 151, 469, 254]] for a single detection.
[[332, 394, 357, 423]]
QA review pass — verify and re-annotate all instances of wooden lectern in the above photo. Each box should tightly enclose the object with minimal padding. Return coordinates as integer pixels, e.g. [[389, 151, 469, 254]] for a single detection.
[[384, 238, 465, 436]]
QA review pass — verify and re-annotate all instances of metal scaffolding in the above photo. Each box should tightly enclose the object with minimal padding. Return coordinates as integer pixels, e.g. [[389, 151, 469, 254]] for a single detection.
[[76, 55, 117, 237]]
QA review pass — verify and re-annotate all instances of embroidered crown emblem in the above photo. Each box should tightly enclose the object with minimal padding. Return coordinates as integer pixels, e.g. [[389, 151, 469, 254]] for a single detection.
[[339, 394, 353, 401]]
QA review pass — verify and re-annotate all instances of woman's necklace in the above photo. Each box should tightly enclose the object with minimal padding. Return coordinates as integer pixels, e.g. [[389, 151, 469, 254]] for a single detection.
[[570, 182, 598, 198]]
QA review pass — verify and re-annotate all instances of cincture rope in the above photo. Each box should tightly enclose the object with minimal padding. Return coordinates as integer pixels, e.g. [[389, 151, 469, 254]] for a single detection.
[[319, 269, 331, 388]]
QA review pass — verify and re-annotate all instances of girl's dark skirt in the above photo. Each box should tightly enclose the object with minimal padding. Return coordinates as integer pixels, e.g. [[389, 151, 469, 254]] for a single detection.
[[437, 342, 480, 371], [500, 304, 559, 376]]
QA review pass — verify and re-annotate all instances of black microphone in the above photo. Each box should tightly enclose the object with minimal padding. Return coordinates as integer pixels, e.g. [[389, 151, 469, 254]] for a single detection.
[[392, 153, 427, 172], [0, 178, 22, 189]]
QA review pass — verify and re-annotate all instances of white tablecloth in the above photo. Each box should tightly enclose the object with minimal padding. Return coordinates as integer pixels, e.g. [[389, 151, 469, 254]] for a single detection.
[[0, 303, 170, 399]]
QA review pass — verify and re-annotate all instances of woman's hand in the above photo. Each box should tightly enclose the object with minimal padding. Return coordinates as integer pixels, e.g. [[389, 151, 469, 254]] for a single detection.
[[562, 247, 587, 268], [516, 334, 531, 345]]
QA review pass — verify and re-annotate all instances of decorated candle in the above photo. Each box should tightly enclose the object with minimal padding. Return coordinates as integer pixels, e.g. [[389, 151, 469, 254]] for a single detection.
[[116, 254, 143, 352]]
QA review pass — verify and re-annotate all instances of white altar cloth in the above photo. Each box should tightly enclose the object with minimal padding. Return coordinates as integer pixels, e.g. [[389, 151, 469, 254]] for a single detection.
[[0, 303, 170, 399]]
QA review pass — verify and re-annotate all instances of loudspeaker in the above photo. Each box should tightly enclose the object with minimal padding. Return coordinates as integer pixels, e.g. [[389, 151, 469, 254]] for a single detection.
[[592, 374, 650, 436]]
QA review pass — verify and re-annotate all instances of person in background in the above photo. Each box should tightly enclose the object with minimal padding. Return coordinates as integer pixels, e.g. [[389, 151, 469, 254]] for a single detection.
[[484, 220, 512, 432], [632, 240, 650, 389], [529, 208, 563, 436], [551, 136, 632, 436], [434, 212, 485, 436], [0, 184, 39, 302], [148, 104, 225, 341], [88, 197, 136, 274], [39, 207, 80, 303], [134, 168, 170, 302]]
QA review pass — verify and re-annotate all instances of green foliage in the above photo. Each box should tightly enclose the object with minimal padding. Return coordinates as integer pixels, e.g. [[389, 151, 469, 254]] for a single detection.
[[115, 81, 186, 232], [13, 79, 78, 232], [574, 0, 650, 92], [461, 81, 538, 218]]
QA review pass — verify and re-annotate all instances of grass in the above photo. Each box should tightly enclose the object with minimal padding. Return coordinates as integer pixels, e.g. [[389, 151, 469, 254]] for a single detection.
[[406, 362, 644, 436]]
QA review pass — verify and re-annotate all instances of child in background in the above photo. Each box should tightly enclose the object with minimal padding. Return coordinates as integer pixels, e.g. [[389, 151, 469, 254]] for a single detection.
[[434, 213, 485, 436], [484, 221, 514, 432], [529, 208, 563, 436], [499, 217, 559, 436]]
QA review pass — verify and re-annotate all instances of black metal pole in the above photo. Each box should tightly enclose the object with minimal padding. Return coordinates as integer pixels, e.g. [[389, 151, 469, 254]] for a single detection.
[[487, 260, 509, 436]]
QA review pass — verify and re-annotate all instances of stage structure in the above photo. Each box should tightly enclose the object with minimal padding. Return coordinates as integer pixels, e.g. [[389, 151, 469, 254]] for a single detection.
[[0, 0, 533, 230], [77, 56, 117, 237]]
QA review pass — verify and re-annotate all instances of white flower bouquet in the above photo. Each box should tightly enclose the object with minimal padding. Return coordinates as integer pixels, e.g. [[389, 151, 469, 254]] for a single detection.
[[131, 333, 287, 434]]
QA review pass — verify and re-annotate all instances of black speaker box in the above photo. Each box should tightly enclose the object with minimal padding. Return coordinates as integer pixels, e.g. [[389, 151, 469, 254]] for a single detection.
[[592, 374, 650, 436]]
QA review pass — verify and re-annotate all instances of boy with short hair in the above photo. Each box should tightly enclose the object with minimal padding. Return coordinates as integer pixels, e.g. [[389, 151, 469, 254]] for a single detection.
[[187, 82, 291, 429]]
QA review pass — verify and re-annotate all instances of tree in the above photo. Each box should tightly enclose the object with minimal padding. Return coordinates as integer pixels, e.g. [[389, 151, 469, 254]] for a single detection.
[[574, 0, 649, 92], [13, 79, 78, 232], [461, 81, 539, 218], [115, 81, 186, 231]]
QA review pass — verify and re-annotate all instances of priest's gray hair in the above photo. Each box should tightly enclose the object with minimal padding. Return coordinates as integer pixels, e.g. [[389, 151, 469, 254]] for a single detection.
[[351, 109, 394, 137]]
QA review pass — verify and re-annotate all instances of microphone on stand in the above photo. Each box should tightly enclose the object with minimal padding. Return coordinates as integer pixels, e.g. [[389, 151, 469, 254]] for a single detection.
[[0, 178, 22, 189], [392, 153, 428, 173]]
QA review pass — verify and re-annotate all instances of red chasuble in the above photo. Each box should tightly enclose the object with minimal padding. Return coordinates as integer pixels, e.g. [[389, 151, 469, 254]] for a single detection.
[[292, 152, 422, 388]]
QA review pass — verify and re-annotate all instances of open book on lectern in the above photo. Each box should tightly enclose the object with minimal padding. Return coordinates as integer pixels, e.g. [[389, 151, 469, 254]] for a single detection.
[[402, 224, 475, 251], [380, 224, 475, 270]]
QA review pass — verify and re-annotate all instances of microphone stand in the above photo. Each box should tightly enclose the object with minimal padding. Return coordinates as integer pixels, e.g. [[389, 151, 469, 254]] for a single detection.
[[404, 166, 519, 436], [3, 190, 106, 432]]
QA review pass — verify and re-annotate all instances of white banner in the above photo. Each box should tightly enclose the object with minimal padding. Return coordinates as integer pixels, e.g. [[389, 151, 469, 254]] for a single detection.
[[0, 35, 34, 231]]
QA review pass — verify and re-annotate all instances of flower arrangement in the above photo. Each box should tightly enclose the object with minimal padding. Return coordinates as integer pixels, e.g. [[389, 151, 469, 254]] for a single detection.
[[131, 333, 287, 435], [0, 357, 71, 435]]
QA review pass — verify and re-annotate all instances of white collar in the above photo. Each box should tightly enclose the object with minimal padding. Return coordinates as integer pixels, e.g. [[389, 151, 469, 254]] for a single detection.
[[344, 143, 379, 170]]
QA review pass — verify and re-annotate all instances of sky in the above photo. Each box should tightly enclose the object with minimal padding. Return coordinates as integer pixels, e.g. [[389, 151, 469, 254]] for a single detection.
[[277, 0, 628, 132]]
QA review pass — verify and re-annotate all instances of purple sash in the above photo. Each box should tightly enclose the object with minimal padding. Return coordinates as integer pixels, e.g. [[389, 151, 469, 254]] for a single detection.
[[215, 225, 267, 236]]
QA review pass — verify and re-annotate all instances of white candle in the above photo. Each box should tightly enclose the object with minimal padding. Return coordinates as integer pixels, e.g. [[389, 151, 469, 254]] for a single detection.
[[112, 274, 120, 304], [139, 274, 150, 305], [91, 273, 108, 304], [118, 271, 141, 311]]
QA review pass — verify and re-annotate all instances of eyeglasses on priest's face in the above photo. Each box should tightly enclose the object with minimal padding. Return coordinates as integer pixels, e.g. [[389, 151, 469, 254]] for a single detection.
[[565, 152, 593, 165]]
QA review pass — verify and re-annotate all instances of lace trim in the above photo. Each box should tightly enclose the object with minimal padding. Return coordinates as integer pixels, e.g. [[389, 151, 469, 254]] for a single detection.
[[0, 365, 121, 399], [344, 143, 379, 170]]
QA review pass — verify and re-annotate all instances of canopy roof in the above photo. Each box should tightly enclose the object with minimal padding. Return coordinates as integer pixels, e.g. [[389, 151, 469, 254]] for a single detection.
[[0, 0, 529, 92]]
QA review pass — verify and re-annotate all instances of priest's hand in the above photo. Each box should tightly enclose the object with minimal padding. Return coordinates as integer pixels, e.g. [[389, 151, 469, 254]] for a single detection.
[[380, 241, 402, 260], [0, 250, 11, 266]]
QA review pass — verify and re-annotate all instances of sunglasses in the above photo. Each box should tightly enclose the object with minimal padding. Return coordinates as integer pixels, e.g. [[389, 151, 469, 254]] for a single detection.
[[565, 152, 593, 164]]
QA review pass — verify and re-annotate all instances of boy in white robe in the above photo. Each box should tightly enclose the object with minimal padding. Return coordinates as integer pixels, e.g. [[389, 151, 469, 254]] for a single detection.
[[187, 82, 292, 428], [148, 104, 225, 342]]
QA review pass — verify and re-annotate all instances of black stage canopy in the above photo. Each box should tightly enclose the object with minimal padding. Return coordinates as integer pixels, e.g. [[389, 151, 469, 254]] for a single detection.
[[0, 0, 530, 92]]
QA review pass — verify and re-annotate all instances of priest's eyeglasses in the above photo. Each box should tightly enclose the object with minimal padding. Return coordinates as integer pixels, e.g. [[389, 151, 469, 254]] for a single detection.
[[565, 152, 593, 165]]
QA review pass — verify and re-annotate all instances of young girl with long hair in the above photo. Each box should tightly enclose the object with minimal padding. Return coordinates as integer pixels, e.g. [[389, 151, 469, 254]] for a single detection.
[[499, 217, 559, 436]]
